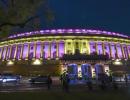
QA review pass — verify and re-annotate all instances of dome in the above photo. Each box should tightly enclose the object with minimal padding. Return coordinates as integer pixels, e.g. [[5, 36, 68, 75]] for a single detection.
[[8, 29, 129, 39]]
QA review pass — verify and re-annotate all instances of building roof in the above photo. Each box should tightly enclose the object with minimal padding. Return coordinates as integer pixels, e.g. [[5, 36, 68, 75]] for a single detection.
[[8, 29, 129, 39]]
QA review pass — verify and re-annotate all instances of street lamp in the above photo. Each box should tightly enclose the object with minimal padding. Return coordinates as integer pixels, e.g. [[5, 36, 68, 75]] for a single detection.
[[32, 59, 42, 65], [113, 59, 122, 65], [7, 60, 14, 66]]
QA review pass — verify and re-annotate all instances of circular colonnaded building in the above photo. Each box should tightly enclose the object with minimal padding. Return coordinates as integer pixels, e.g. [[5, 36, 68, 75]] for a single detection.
[[0, 29, 130, 78]]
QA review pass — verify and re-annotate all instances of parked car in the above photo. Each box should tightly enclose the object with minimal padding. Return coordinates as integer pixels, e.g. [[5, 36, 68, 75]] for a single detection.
[[0, 73, 21, 83], [29, 75, 48, 84]]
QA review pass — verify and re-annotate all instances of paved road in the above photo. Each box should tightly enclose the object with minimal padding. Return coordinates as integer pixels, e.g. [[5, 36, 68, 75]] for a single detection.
[[0, 77, 130, 92]]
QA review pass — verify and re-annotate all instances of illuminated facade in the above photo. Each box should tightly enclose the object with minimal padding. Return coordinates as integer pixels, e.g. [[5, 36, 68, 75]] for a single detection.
[[0, 29, 130, 60], [0, 29, 130, 76]]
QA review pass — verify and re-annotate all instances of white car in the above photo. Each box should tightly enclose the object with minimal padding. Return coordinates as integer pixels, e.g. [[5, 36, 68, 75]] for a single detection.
[[0, 73, 21, 83]]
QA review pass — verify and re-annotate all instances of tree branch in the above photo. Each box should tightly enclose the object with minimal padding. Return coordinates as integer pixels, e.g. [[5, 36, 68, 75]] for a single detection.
[[0, 0, 8, 6], [0, 15, 39, 29]]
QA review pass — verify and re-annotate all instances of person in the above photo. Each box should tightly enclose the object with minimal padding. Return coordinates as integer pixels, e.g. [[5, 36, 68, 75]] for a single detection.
[[112, 80, 118, 90], [60, 74, 64, 90], [124, 74, 128, 86], [60, 74, 63, 85], [86, 78, 93, 90], [62, 73, 70, 92], [101, 80, 106, 90], [47, 75, 52, 90], [109, 75, 113, 83]]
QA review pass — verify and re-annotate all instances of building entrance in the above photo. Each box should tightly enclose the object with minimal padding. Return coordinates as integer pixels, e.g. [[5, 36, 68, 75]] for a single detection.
[[81, 64, 92, 80]]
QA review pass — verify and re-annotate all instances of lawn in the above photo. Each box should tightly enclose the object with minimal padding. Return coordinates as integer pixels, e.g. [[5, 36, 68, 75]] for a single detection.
[[0, 89, 130, 100]]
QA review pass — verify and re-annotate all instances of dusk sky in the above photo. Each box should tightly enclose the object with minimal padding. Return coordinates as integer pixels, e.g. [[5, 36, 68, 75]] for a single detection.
[[41, 0, 130, 35]]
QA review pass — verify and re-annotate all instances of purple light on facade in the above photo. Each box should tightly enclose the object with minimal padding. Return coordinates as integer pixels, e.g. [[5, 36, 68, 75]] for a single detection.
[[57, 29, 64, 33], [40, 30, 44, 33], [10, 45, 16, 59], [2, 47, 7, 60], [36, 42, 41, 59], [123, 45, 128, 59], [44, 42, 49, 59], [127, 45, 130, 58], [29, 43, 34, 59], [116, 44, 123, 58], [8, 29, 129, 39], [81, 29, 87, 33], [74, 29, 81, 33], [104, 43, 110, 58], [50, 29, 57, 33], [90, 42, 96, 54], [16, 45, 22, 60], [51, 42, 56, 58], [67, 29, 73, 33], [22, 43, 28, 59], [97, 42, 103, 55], [44, 30, 50, 33], [6, 46, 11, 60], [59, 41, 65, 58], [111, 43, 116, 59]]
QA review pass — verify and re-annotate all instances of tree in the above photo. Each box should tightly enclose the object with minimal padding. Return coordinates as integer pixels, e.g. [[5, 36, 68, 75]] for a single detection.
[[0, 0, 54, 37]]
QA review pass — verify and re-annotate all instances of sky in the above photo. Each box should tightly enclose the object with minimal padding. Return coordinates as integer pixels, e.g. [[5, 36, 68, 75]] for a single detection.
[[41, 0, 130, 35]]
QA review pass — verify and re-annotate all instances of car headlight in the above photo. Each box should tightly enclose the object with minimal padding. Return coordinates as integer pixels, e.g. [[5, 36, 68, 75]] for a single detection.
[[2, 79, 7, 83]]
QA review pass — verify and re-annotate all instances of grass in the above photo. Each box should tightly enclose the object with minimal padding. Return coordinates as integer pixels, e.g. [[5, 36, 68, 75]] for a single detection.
[[0, 89, 130, 100]]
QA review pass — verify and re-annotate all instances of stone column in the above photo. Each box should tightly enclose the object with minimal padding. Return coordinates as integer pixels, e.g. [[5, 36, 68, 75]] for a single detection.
[[20, 44, 24, 59], [48, 42, 51, 59], [40, 42, 44, 58], [56, 41, 59, 59], [72, 40, 75, 54], [9, 45, 12, 59], [126, 45, 129, 59], [64, 40, 67, 54], [14, 44, 18, 59], [109, 43, 112, 58], [26, 43, 30, 60], [121, 44, 125, 59], [2, 47, 7, 60], [34, 42, 37, 59], [102, 42, 105, 55], [95, 42, 98, 54], [115, 44, 118, 58], [0, 47, 3, 59], [5, 46, 8, 60], [86, 41, 90, 55]]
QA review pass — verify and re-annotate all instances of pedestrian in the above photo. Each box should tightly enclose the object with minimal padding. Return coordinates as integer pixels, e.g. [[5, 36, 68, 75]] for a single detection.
[[62, 74, 70, 92], [47, 74, 52, 90], [112, 80, 118, 90], [86, 78, 93, 90], [109, 75, 113, 83], [100, 80, 106, 90], [60, 74, 64, 90], [124, 74, 128, 86], [65, 74, 70, 92], [60, 74, 63, 85]]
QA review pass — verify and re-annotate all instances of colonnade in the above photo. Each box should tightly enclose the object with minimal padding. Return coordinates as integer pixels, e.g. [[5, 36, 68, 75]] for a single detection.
[[0, 40, 130, 60], [61, 63, 110, 78]]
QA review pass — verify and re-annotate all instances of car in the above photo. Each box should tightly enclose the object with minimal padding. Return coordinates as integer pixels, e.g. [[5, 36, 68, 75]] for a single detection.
[[0, 73, 21, 83], [29, 76, 48, 84]]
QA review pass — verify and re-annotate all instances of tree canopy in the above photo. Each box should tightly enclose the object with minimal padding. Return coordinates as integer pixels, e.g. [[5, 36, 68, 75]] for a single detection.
[[0, 0, 54, 37]]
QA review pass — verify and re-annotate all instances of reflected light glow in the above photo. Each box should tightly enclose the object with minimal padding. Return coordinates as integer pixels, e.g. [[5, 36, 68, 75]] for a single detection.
[[32, 59, 41, 65], [7, 60, 14, 66]]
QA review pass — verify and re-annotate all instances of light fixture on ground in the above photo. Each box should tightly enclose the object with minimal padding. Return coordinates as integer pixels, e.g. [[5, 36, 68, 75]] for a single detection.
[[113, 59, 122, 65], [32, 59, 42, 65], [7, 60, 14, 66]]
